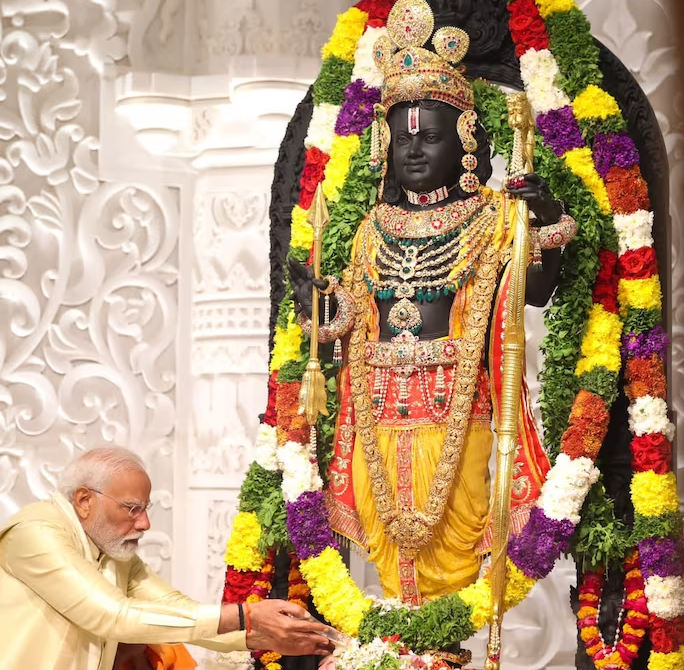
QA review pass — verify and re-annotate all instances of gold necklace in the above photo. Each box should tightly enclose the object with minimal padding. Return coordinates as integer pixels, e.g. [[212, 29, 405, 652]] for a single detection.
[[374, 194, 488, 239], [347, 219, 502, 558]]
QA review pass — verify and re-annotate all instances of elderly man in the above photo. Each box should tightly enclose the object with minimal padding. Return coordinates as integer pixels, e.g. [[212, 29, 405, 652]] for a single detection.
[[0, 447, 335, 670]]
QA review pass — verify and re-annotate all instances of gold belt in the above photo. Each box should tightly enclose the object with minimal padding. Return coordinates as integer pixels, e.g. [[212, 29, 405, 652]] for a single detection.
[[364, 331, 461, 368]]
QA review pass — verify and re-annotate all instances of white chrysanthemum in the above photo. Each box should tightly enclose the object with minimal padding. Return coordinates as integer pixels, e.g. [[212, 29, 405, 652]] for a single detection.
[[519, 49, 570, 116], [253, 424, 279, 471], [277, 440, 323, 502], [628, 395, 676, 441], [337, 638, 399, 670], [538, 454, 600, 524], [304, 103, 342, 154], [351, 26, 386, 89], [644, 576, 684, 619], [613, 210, 654, 255]]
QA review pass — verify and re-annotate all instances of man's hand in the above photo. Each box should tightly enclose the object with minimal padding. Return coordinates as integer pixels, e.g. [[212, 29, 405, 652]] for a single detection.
[[113, 643, 153, 670], [247, 600, 336, 657]]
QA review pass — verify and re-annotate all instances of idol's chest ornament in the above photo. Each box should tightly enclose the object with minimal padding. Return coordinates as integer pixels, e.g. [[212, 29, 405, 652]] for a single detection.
[[362, 195, 500, 335]]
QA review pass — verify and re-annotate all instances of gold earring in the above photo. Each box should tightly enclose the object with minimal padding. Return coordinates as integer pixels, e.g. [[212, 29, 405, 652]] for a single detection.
[[370, 104, 391, 199], [457, 110, 480, 193]]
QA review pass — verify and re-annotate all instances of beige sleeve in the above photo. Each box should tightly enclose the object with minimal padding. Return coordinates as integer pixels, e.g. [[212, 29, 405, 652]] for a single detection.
[[126, 557, 248, 652], [0, 520, 225, 645]]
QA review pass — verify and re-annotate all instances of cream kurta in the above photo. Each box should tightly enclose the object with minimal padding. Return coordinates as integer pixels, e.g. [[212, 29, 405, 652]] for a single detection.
[[0, 494, 246, 670]]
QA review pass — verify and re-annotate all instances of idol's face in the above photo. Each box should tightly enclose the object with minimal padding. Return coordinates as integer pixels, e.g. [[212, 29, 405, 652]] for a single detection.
[[388, 103, 462, 194]]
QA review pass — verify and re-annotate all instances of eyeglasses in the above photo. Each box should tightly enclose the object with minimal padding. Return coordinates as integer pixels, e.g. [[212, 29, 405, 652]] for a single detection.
[[89, 489, 153, 519]]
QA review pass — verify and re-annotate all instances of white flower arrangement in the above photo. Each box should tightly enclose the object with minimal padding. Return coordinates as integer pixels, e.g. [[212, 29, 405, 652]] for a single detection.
[[644, 575, 684, 620], [277, 440, 323, 502], [305, 103, 342, 154], [352, 27, 387, 89], [336, 637, 434, 670], [254, 424, 279, 472], [538, 454, 600, 525], [628, 395, 676, 442], [519, 49, 570, 117], [613, 210, 654, 255]]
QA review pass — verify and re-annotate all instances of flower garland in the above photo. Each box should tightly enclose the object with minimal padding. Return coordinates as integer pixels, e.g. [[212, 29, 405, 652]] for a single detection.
[[223, 0, 682, 663], [505, 2, 684, 670], [577, 551, 649, 670]]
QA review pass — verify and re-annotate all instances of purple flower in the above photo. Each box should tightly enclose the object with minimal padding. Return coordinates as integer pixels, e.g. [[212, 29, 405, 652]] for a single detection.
[[536, 106, 585, 157], [286, 491, 339, 560], [639, 537, 684, 580], [621, 326, 669, 361], [334, 79, 381, 136], [592, 132, 640, 179], [507, 507, 575, 580]]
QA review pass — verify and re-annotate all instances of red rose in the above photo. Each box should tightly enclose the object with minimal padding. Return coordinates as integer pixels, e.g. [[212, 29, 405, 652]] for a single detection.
[[223, 568, 258, 603], [356, 0, 393, 22], [263, 371, 278, 426], [630, 433, 672, 474], [508, 0, 549, 57], [299, 147, 330, 209], [618, 247, 658, 280], [592, 283, 619, 313], [650, 625, 677, 654]]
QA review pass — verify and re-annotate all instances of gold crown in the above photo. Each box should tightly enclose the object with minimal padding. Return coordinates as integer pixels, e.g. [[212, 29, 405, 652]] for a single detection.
[[373, 0, 473, 113]]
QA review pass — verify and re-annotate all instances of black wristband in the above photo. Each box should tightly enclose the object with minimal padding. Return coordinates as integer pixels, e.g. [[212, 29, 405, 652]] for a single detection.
[[237, 603, 245, 631]]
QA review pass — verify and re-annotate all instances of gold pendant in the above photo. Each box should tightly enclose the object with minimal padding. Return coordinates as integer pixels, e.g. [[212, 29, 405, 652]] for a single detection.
[[387, 298, 422, 335]]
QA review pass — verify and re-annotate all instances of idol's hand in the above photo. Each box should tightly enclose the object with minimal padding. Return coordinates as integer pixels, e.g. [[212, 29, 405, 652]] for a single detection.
[[507, 173, 563, 225], [289, 256, 329, 319]]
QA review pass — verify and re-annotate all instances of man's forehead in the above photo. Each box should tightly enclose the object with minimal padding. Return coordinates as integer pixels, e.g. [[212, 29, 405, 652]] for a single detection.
[[106, 468, 151, 499]]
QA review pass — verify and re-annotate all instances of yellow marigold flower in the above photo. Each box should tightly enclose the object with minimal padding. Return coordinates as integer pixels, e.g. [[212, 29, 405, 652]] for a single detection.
[[572, 84, 621, 120], [631, 472, 680, 517], [265, 663, 282, 670], [581, 626, 600, 642], [322, 134, 361, 203], [578, 606, 597, 618], [595, 652, 628, 669], [246, 594, 261, 603], [564, 147, 611, 214], [321, 8, 368, 61], [622, 624, 646, 638], [586, 643, 603, 656], [270, 315, 303, 373], [290, 205, 314, 250], [300, 547, 372, 636], [261, 652, 281, 664], [504, 559, 537, 610], [460, 576, 491, 631], [224, 511, 264, 572], [535, 0, 578, 18], [649, 647, 684, 670], [575, 304, 623, 375], [617, 276, 662, 314]]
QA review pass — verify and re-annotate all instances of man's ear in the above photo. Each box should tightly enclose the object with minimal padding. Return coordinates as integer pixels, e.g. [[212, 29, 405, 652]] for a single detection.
[[72, 487, 94, 520]]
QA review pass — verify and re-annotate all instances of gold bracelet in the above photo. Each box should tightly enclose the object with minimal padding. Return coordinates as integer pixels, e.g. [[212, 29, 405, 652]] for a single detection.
[[529, 213, 578, 269], [297, 276, 355, 344]]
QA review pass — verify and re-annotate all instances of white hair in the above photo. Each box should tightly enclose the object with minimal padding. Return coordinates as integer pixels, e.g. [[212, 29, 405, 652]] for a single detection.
[[58, 447, 147, 501]]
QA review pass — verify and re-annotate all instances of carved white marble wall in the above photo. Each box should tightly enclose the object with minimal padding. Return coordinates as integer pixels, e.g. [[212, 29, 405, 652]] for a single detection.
[[0, 0, 180, 578]]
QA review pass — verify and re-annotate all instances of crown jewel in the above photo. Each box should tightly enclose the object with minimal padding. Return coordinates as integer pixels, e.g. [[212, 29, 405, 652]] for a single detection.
[[373, 0, 473, 113]]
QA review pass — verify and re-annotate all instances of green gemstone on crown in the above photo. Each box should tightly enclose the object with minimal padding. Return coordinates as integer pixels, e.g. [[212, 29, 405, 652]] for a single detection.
[[448, 40, 457, 48], [404, 53, 414, 67]]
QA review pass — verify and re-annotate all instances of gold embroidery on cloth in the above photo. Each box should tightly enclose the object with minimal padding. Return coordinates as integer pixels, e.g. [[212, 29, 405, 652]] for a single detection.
[[347, 201, 502, 558]]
